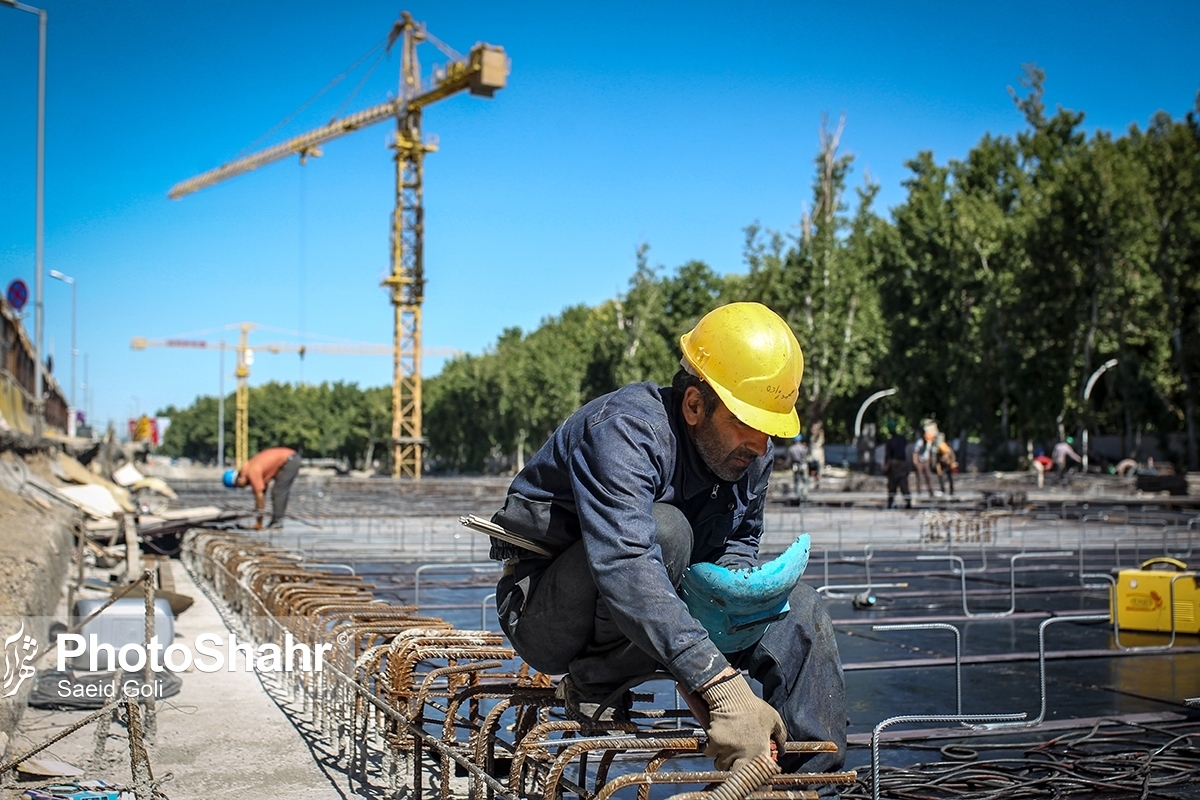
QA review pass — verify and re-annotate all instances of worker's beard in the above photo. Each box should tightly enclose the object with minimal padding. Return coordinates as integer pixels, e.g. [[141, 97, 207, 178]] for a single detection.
[[691, 415, 759, 483]]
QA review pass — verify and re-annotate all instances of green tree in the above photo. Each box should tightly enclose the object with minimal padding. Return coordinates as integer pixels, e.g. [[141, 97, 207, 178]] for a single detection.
[[158, 396, 224, 462], [743, 115, 887, 451], [1130, 104, 1200, 469]]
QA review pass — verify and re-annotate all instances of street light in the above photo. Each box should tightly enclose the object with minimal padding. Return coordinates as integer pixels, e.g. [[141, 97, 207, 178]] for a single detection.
[[1, 0, 48, 428], [48, 270, 76, 431], [854, 388, 897, 473], [855, 388, 898, 439], [81, 353, 89, 429], [1082, 358, 1118, 473]]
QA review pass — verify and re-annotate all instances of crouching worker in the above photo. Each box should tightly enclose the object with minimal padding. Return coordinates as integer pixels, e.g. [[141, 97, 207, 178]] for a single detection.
[[489, 302, 846, 776], [223, 446, 301, 530]]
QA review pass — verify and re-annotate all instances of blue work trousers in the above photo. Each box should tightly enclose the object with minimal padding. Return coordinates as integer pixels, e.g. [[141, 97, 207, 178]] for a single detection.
[[495, 504, 847, 774]]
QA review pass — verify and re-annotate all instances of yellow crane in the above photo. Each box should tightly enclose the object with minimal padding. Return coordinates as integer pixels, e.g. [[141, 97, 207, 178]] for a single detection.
[[167, 12, 508, 477], [131, 322, 457, 468]]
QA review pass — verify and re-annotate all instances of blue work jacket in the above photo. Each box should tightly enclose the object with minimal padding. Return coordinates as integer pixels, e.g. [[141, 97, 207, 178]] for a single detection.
[[490, 381, 773, 691]]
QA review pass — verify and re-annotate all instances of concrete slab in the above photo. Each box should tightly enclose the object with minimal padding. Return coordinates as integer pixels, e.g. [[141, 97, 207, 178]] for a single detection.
[[144, 559, 341, 798], [6, 560, 341, 800]]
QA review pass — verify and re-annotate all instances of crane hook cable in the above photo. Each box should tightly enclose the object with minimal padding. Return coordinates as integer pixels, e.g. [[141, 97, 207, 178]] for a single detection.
[[233, 34, 389, 161]]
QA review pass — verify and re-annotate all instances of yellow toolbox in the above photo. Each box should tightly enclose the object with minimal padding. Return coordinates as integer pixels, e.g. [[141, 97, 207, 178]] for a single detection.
[[1111, 557, 1200, 634]]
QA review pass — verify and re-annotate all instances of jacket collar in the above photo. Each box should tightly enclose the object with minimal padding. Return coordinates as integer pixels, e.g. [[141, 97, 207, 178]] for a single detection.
[[662, 386, 724, 499]]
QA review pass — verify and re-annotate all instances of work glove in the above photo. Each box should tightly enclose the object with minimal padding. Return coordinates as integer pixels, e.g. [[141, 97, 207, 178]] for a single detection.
[[700, 673, 788, 771]]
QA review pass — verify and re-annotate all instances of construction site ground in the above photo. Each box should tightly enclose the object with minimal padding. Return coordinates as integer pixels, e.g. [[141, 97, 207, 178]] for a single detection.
[[5, 557, 341, 800], [5, 472, 1199, 799]]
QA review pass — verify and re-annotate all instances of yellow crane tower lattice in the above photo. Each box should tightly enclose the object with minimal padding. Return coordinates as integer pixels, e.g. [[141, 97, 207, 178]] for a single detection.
[[167, 12, 508, 478], [132, 323, 454, 468], [234, 323, 251, 470]]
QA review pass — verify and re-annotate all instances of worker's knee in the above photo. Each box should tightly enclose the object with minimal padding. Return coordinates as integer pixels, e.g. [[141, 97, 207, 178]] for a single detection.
[[652, 503, 692, 585], [785, 581, 827, 625]]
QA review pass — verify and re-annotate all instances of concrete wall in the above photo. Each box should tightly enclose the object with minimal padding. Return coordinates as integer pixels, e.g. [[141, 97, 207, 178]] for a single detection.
[[0, 462, 77, 748]]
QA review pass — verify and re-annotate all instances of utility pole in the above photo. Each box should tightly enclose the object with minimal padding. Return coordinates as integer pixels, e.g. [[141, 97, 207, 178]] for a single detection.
[[49, 269, 75, 433], [1, 0, 48, 427]]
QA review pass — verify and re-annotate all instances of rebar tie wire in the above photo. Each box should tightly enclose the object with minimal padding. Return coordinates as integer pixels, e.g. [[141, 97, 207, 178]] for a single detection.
[[857, 718, 1200, 800]]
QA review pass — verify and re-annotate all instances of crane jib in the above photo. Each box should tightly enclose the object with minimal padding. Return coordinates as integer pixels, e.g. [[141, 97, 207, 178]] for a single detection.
[[166, 43, 507, 201]]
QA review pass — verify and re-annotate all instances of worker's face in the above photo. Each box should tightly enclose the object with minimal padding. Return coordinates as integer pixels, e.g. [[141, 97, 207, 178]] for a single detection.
[[683, 386, 770, 482], [234, 473, 248, 488]]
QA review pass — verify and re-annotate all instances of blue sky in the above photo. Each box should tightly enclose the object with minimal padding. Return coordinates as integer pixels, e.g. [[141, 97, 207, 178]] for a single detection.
[[1, 0, 1197, 427]]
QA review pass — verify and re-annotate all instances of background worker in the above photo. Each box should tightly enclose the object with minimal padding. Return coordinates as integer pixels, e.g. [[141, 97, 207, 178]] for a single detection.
[[489, 302, 845, 777], [1052, 437, 1082, 484], [1031, 447, 1054, 487], [912, 422, 938, 499], [883, 421, 911, 509], [224, 446, 301, 529], [787, 434, 810, 500], [935, 433, 957, 496]]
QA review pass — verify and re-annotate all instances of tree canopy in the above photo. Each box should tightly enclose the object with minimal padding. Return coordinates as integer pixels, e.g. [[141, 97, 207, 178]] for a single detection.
[[161, 70, 1200, 473]]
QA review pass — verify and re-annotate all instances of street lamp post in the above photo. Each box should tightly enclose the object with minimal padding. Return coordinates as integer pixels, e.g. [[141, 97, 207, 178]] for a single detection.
[[218, 343, 226, 467], [854, 388, 897, 472], [1082, 358, 1118, 473], [1, 0, 48, 427], [49, 270, 75, 433], [81, 353, 88, 428], [855, 388, 898, 440]]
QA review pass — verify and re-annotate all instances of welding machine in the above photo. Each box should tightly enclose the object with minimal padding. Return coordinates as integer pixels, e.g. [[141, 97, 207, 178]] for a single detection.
[[1111, 557, 1200, 634]]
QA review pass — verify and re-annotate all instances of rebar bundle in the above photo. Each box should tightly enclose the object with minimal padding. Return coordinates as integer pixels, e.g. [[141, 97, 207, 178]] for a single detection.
[[182, 528, 855, 800]]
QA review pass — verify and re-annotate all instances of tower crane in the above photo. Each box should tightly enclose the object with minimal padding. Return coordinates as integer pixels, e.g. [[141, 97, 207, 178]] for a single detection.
[[167, 12, 508, 478], [131, 322, 457, 468]]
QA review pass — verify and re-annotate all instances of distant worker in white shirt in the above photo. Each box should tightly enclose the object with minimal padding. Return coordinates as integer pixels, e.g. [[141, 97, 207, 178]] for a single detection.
[[1051, 438, 1082, 484]]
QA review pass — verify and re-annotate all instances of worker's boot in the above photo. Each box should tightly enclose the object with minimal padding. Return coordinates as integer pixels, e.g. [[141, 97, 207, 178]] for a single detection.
[[555, 675, 632, 726]]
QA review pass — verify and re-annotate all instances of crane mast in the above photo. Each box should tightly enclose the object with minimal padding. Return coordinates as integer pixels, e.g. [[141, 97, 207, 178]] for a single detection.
[[234, 323, 251, 468], [167, 11, 508, 478], [388, 16, 430, 479]]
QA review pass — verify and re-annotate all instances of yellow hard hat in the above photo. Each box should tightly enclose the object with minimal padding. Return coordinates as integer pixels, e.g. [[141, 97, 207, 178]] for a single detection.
[[680, 302, 804, 438]]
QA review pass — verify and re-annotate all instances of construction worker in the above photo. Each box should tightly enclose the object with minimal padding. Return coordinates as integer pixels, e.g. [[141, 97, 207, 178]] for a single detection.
[[912, 421, 938, 499], [787, 434, 810, 500], [489, 302, 845, 777], [223, 446, 301, 529], [1052, 437, 1083, 484], [883, 421, 911, 509]]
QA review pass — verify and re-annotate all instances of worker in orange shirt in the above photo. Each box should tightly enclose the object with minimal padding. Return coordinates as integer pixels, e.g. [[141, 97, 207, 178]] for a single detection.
[[223, 447, 301, 529]]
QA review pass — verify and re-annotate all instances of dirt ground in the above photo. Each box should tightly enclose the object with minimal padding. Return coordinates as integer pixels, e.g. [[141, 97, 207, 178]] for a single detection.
[[0, 452, 80, 753]]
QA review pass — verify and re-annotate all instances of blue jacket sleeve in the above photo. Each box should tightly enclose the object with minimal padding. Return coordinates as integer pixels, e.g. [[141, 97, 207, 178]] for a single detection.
[[567, 408, 730, 693]]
